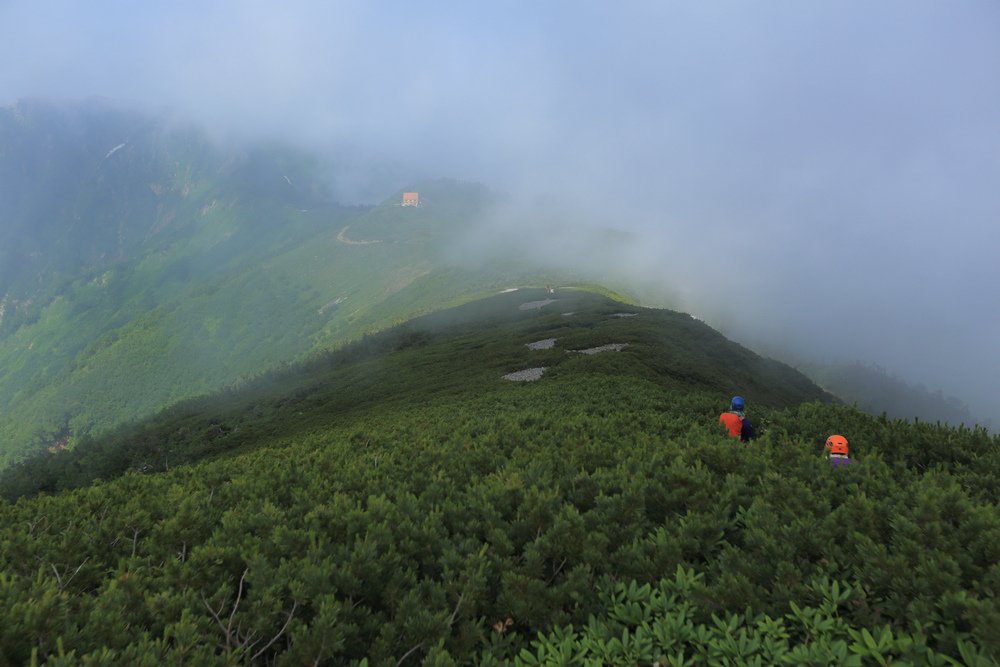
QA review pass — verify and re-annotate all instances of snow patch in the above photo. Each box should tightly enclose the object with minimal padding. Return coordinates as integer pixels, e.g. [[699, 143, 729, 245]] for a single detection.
[[609, 312, 638, 318], [503, 367, 547, 382], [573, 343, 629, 355], [499, 288, 519, 293]]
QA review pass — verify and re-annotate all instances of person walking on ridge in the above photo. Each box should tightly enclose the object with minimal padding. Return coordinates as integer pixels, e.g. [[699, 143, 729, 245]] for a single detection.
[[826, 434, 852, 468], [719, 395, 754, 443]]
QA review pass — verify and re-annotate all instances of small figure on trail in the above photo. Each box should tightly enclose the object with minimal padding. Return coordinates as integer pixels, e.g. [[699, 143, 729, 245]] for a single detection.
[[826, 434, 852, 468], [719, 396, 755, 443]]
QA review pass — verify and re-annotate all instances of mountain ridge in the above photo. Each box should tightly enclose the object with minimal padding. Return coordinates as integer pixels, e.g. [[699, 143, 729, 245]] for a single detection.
[[1, 287, 832, 499], [0, 287, 997, 664], [0, 98, 986, 469], [2, 102, 999, 663], [0, 101, 508, 461]]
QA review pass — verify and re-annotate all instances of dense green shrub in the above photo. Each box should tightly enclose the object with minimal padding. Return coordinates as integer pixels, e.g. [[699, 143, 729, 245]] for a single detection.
[[0, 378, 997, 664], [503, 569, 996, 666], [0, 290, 996, 664]]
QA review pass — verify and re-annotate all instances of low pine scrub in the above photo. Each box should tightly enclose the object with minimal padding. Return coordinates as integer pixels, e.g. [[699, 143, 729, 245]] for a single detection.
[[0, 377, 998, 664], [0, 290, 996, 664]]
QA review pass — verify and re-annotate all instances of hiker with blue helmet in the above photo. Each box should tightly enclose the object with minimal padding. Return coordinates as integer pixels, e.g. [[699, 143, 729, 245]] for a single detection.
[[719, 395, 755, 443]]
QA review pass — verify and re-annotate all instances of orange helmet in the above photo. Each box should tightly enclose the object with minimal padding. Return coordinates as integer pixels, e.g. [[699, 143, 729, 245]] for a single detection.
[[826, 435, 849, 456]]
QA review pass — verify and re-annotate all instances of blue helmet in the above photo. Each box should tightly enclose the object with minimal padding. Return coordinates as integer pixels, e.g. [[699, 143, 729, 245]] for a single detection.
[[731, 396, 745, 411]]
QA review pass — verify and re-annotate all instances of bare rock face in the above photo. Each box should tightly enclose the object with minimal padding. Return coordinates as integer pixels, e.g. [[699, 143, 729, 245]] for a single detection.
[[502, 367, 547, 382], [526, 338, 556, 350]]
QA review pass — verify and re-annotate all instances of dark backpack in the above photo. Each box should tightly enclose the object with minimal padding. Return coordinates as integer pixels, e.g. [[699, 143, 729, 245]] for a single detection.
[[740, 418, 755, 442]]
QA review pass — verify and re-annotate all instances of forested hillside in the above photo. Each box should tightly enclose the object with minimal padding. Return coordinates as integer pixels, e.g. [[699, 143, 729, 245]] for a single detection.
[[1, 290, 997, 665]]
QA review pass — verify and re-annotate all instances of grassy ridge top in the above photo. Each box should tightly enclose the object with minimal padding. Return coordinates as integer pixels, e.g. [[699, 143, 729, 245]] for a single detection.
[[0, 290, 998, 664], [2, 288, 828, 498]]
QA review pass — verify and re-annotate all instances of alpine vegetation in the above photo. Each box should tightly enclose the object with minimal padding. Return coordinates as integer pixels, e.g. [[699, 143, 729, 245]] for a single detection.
[[0, 290, 997, 664]]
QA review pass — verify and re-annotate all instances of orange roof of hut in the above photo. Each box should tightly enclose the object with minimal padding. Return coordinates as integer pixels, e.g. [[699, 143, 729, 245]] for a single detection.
[[402, 192, 420, 206]]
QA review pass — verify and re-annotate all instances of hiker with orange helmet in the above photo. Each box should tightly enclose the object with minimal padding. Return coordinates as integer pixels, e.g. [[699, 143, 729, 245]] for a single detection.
[[826, 434, 852, 468], [719, 396, 755, 443]]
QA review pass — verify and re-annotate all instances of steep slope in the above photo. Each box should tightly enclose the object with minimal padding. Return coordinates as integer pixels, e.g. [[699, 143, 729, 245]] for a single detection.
[[0, 114, 631, 467], [0, 178, 530, 463], [803, 360, 980, 428], [7, 99, 977, 472], [0, 99, 366, 461], [0, 98, 301, 314], [3, 102, 587, 465], [0, 290, 997, 665], [2, 102, 539, 464]]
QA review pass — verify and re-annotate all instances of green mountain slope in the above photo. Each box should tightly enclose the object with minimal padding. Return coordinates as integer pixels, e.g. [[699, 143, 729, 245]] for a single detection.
[[4, 101, 557, 464], [2, 288, 828, 496], [2, 101, 608, 465], [803, 360, 979, 428], [6, 99, 978, 470], [0, 99, 369, 462], [1, 290, 997, 664], [0, 137, 634, 466]]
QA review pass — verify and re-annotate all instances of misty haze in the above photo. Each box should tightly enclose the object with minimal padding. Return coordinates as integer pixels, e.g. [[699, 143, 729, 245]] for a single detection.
[[3, 3, 998, 425]]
